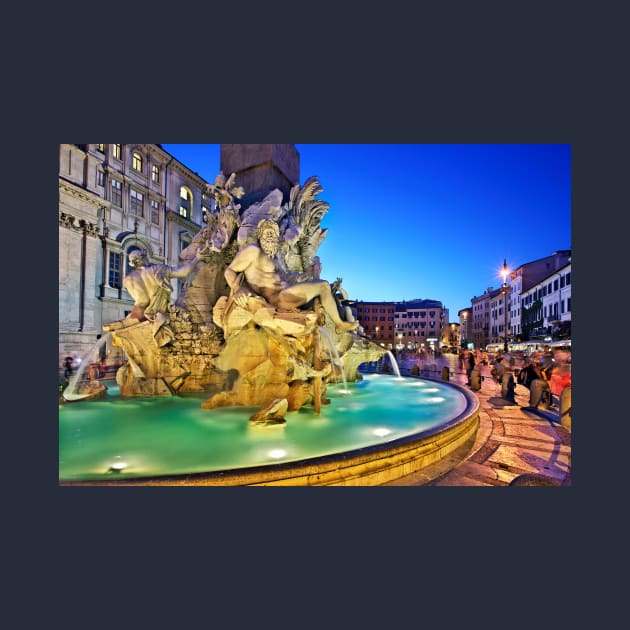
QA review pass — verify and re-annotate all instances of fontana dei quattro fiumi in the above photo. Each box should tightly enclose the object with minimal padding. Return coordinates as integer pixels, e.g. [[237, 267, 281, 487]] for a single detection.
[[59, 148, 480, 486]]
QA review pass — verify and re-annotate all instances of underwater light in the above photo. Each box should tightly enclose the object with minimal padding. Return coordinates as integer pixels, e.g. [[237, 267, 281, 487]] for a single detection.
[[268, 449, 287, 459], [108, 457, 128, 473], [372, 427, 392, 437]]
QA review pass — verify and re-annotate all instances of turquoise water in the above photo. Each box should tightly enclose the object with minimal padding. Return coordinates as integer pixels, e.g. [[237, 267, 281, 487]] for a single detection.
[[59, 374, 469, 481]]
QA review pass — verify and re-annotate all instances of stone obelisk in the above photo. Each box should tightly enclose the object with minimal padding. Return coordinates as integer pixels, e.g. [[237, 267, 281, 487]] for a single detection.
[[220, 144, 300, 208]]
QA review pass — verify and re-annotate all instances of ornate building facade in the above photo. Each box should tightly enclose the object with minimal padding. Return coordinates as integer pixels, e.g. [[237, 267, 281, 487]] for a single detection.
[[59, 144, 211, 366]]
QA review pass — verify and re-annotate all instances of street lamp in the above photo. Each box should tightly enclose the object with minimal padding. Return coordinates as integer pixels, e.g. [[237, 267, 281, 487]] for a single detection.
[[501, 259, 509, 353]]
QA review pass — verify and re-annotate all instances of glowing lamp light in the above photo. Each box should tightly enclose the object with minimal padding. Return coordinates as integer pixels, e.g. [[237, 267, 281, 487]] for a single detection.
[[500, 258, 510, 284]]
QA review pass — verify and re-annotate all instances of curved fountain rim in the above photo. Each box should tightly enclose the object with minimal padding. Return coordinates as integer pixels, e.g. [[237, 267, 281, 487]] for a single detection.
[[59, 376, 480, 486]]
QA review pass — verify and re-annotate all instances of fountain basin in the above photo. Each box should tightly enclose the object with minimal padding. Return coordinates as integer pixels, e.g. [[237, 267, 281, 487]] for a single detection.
[[59, 374, 479, 486]]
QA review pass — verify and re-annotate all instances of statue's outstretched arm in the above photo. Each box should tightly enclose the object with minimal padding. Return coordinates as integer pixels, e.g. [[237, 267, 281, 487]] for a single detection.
[[169, 245, 208, 279]]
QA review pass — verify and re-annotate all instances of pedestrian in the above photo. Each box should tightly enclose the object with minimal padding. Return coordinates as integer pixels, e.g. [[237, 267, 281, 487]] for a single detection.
[[549, 362, 571, 397], [465, 349, 475, 385], [541, 349, 554, 375], [524, 360, 548, 389], [525, 359, 551, 408], [63, 356, 74, 379], [517, 358, 531, 388], [491, 356, 506, 392]]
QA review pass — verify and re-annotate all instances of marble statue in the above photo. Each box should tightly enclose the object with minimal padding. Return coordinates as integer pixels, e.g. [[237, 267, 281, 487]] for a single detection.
[[224, 218, 358, 333], [124, 246, 208, 347]]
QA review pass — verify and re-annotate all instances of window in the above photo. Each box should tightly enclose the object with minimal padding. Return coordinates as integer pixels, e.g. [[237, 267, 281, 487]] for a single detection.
[[151, 199, 159, 225], [179, 186, 192, 219], [113, 144, 122, 160], [132, 152, 143, 172], [111, 179, 122, 206], [151, 164, 160, 183], [566, 272, 571, 285], [554, 279, 559, 291], [97, 170, 104, 186], [108, 252, 122, 288], [96, 144, 105, 153], [130, 189, 144, 216]]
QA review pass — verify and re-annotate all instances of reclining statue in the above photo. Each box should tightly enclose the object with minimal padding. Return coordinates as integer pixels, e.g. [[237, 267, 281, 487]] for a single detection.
[[224, 219, 358, 333]]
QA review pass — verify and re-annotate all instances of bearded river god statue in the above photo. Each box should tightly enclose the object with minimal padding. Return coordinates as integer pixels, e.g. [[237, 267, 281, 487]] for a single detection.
[[101, 173, 386, 423]]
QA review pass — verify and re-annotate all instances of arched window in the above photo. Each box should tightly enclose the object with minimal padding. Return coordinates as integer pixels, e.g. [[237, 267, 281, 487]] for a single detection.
[[179, 186, 192, 219], [132, 151, 143, 173]]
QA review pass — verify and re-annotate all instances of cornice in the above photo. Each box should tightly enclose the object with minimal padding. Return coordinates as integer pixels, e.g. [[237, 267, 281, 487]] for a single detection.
[[59, 179, 108, 211], [166, 210, 201, 232], [59, 212, 100, 237], [169, 159, 209, 187]]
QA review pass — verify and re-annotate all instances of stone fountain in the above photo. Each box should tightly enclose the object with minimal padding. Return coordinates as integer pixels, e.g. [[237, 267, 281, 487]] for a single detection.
[[84, 172, 387, 424]]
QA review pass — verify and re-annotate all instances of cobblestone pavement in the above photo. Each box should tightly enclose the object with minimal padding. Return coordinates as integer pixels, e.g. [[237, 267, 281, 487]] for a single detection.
[[382, 356, 572, 487]]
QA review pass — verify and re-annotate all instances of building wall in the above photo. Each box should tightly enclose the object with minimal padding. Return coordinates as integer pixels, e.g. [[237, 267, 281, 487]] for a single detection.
[[521, 262, 572, 339], [58, 144, 210, 368], [489, 287, 509, 347], [471, 291, 492, 350], [355, 302, 396, 347], [355, 299, 445, 353], [458, 308, 472, 348], [505, 251, 572, 344]]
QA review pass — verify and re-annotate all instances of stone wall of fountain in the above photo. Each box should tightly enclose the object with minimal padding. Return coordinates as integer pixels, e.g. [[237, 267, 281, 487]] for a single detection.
[[91, 172, 386, 422]]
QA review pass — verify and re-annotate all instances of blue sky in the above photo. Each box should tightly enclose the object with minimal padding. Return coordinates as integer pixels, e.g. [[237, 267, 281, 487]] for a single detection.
[[161, 144, 571, 319]]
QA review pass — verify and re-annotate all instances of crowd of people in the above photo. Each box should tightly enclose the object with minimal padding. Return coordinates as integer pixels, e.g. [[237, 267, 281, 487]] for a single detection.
[[456, 346, 572, 408]]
